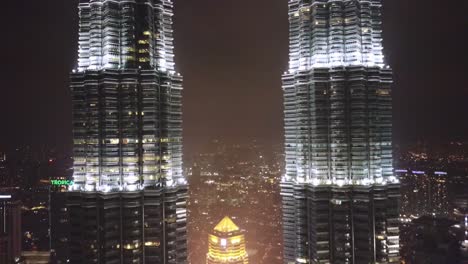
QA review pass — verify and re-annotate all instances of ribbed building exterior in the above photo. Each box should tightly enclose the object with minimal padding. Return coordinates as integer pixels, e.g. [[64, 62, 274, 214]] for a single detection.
[[66, 0, 187, 263], [281, 0, 400, 263]]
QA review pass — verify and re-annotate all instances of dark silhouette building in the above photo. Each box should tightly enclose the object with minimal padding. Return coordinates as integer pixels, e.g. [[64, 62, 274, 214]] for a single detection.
[[0, 153, 7, 187], [0, 195, 22, 263], [402, 216, 462, 264]]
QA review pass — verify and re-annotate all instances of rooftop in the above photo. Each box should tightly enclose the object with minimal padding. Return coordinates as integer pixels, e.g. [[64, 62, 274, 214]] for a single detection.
[[214, 216, 240, 233]]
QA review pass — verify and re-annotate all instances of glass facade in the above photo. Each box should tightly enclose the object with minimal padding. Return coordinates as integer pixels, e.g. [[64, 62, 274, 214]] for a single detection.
[[281, 0, 400, 263], [66, 1, 187, 263]]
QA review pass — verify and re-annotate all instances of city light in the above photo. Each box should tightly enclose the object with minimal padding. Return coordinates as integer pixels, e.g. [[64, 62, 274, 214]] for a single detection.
[[50, 180, 73, 186], [207, 217, 249, 264], [0, 1, 466, 264]]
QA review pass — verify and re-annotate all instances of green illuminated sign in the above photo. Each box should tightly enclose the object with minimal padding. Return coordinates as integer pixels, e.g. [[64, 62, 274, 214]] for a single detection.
[[50, 180, 74, 186]]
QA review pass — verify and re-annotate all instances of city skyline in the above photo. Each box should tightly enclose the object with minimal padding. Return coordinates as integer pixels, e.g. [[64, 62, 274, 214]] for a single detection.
[[1, 140, 467, 263], [0, 0, 467, 264], [1, 0, 468, 155]]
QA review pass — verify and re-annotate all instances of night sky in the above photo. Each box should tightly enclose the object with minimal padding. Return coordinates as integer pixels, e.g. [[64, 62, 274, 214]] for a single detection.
[[1, 0, 467, 155]]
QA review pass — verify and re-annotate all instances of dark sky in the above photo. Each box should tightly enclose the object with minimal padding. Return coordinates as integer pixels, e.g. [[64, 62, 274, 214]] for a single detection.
[[1, 0, 467, 155]]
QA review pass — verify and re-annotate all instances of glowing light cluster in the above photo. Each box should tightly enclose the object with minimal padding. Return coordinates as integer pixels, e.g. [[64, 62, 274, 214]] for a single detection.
[[65, 1, 188, 263], [287, 0, 386, 71], [207, 217, 249, 264], [283, 1, 394, 185], [70, 0, 185, 192], [281, 1, 400, 263], [286, 176, 399, 186], [76, 0, 175, 72]]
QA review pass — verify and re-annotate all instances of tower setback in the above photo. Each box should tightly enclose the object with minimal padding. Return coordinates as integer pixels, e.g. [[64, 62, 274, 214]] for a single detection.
[[281, 1, 400, 263], [66, 1, 187, 263]]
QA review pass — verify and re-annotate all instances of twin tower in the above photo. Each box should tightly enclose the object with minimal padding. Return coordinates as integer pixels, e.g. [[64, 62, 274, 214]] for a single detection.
[[66, 0, 400, 263]]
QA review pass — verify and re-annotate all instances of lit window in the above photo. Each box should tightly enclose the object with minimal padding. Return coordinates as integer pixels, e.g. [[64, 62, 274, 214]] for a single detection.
[[230, 236, 241, 244], [220, 238, 227, 247], [144, 241, 161, 247], [210, 236, 218, 244], [377, 89, 390, 96]]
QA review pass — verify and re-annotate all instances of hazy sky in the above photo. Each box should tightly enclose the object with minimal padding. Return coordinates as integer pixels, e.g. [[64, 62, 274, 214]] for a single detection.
[[1, 0, 467, 155]]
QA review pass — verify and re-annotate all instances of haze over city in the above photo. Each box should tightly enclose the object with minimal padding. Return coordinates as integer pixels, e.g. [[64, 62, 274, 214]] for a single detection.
[[0, 0, 467, 264], [1, 0, 467, 154]]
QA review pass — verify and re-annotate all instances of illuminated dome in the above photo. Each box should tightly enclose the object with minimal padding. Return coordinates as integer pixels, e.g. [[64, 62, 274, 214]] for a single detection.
[[214, 216, 240, 233], [207, 217, 249, 264]]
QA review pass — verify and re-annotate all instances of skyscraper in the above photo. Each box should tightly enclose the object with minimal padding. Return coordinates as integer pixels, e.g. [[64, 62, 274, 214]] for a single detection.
[[281, 0, 400, 263], [207, 217, 249, 264], [0, 153, 7, 186], [0, 195, 22, 264], [66, 0, 187, 263]]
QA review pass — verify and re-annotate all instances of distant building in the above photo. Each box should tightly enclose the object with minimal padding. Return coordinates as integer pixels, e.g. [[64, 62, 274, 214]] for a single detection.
[[8, 147, 41, 188], [397, 169, 449, 217], [0, 195, 22, 263], [50, 189, 69, 264], [19, 251, 50, 264], [403, 216, 461, 264], [398, 169, 430, 216], [453, 195, 468, 261], [0, 153, 8, 186], [0, 233, 9, 263], [431, 171, 449, 216], [207, 217, 249, 264]]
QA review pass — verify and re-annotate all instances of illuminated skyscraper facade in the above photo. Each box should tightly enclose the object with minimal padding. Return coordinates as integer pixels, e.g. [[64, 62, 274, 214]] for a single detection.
[[207, 217, 249, 264], [281, 0, 400, 263], [67, 0, 187, 263]]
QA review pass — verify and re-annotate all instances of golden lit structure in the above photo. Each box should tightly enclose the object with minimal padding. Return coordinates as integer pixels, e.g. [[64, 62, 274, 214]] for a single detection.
[[207, 216, 249, 264]]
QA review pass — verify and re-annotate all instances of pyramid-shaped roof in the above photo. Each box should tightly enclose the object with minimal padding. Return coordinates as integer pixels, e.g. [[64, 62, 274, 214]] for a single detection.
[[214, 216, 240, 233]]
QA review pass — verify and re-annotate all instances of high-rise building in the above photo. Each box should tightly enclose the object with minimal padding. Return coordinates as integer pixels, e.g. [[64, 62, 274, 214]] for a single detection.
[[19, 251, 51, 264], [206, 216, 249, 264], [429, 171, 449, 216], [397, 169, 429, 217], [66, 0, 187, 263], [402, 216, 461, 264], [281, 1, 400, 263], [50, 185, 70, 264], [0, 195, 22, 264], [0, 153, 7, 186], [453, 194, 468, 261], [397, 169, 449, 217]]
